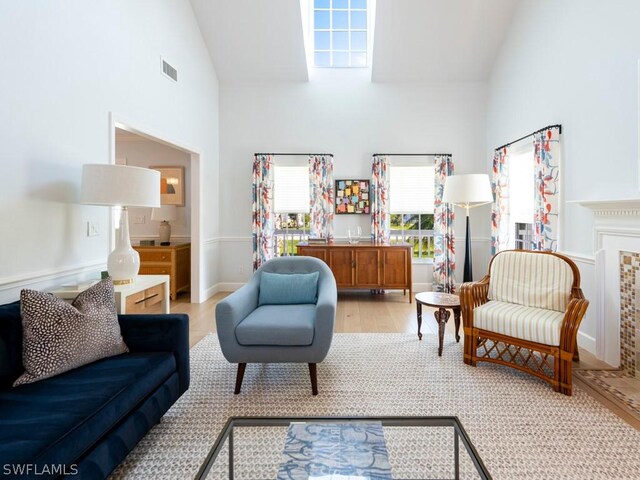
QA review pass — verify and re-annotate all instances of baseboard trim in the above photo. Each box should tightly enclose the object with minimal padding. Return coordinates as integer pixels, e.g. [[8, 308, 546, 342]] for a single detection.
[[413, 282, 433, 293], [578, 331, 597, 355], [206, 282, 246, 296]]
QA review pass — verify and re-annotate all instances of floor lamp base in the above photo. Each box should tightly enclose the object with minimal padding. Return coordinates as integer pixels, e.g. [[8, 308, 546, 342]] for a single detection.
[[463, 213, 473, 283]]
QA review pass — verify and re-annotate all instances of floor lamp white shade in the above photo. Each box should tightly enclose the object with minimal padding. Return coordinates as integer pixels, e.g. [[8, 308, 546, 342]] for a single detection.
[[151, 205, 178, 244], [81, 164, 160, 284], [442, 173, 492, 282]]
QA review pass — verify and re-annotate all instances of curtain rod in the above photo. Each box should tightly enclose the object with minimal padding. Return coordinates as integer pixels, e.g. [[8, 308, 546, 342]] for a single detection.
[[254, 153, 334, 157], [495, 124, 562, 152], [372, 153, 451, 157]]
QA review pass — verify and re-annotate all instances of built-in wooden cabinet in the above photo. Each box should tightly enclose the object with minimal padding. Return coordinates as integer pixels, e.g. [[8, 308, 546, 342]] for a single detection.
[[133, 243, 190, 300], [297, 242, 412, 302]]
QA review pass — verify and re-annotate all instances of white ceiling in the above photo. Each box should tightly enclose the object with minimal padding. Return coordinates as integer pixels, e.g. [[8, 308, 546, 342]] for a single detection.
[[189, 0, 520, 84], [189, 0, 309, 83], [371, 0, 520, 82]]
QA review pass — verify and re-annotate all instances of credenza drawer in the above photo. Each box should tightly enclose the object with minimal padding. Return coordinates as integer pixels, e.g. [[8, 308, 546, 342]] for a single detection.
[[139, 266, 171, 275], [138, 251, 172, 263], [125, 284, 165, 313]]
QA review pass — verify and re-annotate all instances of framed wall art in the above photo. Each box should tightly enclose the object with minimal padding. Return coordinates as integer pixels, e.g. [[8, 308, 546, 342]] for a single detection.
[[151, 166, 185, 206], [335, 179, 370, 214]]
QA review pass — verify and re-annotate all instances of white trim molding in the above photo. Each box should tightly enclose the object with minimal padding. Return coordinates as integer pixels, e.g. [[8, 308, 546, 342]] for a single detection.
[[570, 198, 640, 216], [0, 261, 105, 292]]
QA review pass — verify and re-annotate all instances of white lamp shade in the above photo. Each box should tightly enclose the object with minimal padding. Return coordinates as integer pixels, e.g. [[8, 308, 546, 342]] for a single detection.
[[389, 166, 435, 214], [151, 205, 178, 222], [273, 166, 310, 214], [442, 174, 493, 207], [81, 164, 160, 207]]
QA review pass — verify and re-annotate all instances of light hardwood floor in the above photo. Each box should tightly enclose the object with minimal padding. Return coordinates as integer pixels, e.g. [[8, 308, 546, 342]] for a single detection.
[[168, 290, 639, 429]]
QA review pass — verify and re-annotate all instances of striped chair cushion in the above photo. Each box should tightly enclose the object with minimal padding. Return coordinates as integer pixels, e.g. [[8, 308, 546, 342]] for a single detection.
[[488, 251, 573, 312], [474, 301, 564, 346]]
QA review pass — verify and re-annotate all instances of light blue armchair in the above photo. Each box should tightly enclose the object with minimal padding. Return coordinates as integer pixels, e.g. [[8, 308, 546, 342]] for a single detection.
[[215, 256, 337, 395]]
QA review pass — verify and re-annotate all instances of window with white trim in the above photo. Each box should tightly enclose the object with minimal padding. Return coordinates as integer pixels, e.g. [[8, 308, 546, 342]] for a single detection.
[[313, 0, 367, 68], [508, 148, 535, 249], [273, 165, 311, 256], [389, 165, 435, 260]]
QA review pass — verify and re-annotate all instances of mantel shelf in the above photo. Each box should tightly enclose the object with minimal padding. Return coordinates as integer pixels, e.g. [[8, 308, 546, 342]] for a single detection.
[[568, 198, 640, 216]]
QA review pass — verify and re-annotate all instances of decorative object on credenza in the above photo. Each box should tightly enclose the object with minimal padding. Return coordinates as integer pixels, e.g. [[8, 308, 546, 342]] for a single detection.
[[442, 174, 492, 282], [81, 164, 160, 285], [151, 205, 177, 245], [335, 179, 370, 214], [139, 239, 156, 246], [347, 225, 362, 244], [151, 165, 185, 206]]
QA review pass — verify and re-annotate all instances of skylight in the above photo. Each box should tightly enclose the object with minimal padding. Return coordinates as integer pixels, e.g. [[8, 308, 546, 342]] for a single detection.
[[313, 0, 367, 68]]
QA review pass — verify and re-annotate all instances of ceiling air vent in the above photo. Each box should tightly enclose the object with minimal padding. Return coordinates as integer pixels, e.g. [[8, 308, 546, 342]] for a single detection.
[[161, 57, 178, 82]]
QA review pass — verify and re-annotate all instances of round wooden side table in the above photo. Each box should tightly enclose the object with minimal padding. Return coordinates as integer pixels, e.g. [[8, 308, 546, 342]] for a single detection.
[[415, 292, 461, 356]]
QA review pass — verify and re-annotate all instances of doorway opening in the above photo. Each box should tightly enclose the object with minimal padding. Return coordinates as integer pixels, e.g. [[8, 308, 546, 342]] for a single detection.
[[109, 113, 202, 303]]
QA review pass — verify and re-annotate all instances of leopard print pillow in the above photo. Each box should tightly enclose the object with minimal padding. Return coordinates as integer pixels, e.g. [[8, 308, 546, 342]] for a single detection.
[[14, 278, 128, 387]]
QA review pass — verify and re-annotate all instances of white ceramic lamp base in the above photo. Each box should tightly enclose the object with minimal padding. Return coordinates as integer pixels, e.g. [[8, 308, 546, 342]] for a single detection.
[[108, 207, 140, 285]]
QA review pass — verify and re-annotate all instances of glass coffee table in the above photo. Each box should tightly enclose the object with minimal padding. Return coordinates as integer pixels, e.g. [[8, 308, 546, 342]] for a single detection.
[[195, 416, 491, 480]]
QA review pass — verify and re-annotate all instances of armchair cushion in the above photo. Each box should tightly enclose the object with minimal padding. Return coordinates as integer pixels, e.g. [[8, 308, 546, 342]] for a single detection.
[[258, 271, 319, 306], [487, 250, 573, 312], [474, 300, 565, 346], [235, 304, 316, 346]]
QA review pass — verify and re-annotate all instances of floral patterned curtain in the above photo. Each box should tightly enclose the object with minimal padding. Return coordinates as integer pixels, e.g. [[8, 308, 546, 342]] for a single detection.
[[491, 147, 510, 254], [370, 155, 390, 242], [252, 154, 274, 271], [309, 155, 334, 240], [532, 129, 561, 251], [433, 155, 456, 293]]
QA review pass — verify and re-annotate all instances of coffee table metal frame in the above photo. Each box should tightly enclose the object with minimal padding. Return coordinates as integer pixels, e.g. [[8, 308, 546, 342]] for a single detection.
[[195, 416, 492, 480]]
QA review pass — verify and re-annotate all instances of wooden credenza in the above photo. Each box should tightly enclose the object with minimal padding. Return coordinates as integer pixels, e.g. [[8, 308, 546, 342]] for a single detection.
[[133, 243, 190, 300], [297, 242, 413, 302]]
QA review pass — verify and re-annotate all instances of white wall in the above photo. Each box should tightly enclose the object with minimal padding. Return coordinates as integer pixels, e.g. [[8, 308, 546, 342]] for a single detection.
[[486, 0, 640, 352], [219, 72, 490, 288], [0, 0, 220, 303], [115, 138, 192, 241]]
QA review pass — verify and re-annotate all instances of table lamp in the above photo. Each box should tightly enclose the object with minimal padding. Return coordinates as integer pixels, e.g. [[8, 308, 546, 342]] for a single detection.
[[442, 174, 492, 282], [81, 164, 160, 284], [151, 205, 178, 245]]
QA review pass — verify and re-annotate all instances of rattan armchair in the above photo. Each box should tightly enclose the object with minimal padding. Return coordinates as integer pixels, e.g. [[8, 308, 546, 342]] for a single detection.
[[460, 250, 589, 395]]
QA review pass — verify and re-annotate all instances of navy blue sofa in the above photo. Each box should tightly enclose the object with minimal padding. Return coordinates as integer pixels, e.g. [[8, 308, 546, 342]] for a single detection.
[[0, 300, 190, 479]]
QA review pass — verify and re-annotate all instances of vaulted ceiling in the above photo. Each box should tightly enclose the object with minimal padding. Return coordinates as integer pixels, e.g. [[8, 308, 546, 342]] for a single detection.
[[189, 0, 520, 84]]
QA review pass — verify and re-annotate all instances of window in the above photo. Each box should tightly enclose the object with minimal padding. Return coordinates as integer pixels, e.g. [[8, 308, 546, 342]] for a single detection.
[[273, 165, 311, 256], [508, 148, 535, 249], [389, 165, 435, 260], [313, 0, 367, 68]]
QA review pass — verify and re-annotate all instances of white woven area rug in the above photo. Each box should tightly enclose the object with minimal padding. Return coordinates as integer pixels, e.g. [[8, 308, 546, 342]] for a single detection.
[[111, 334, 640, 479]]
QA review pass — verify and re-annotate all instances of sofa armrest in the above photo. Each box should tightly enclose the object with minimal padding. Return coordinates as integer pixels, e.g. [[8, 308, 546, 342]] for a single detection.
[[118, 314, 190, 396], [459, 275, 490, 329]]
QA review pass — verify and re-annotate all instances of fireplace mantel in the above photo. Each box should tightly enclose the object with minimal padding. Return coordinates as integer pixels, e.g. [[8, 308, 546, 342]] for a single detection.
[[570, 198, 640, 217], [570, 198, 640, 366]]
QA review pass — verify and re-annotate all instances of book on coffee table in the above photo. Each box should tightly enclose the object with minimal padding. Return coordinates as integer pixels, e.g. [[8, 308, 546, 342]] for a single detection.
[[277, 422, 393, 480]]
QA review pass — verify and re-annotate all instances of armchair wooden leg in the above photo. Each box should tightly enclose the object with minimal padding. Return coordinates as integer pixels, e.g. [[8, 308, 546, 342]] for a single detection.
[[573, 338, 580, 362], [234, 363, 246, 394], [308, 363, 318, 396]]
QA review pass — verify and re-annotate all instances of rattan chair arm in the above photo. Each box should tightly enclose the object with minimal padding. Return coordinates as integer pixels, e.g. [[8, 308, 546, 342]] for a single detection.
[[459, 276, 490, 329], [559, 291, 589, 354]]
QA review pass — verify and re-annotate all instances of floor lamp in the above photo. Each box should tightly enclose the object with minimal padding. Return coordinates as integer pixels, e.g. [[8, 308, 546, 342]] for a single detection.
[[442, 174, 492, 283], [81, 164, 160, 284]]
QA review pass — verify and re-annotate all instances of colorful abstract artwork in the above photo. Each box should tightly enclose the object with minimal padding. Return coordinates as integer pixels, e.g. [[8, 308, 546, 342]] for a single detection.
[[335, 179, 370, 214]]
